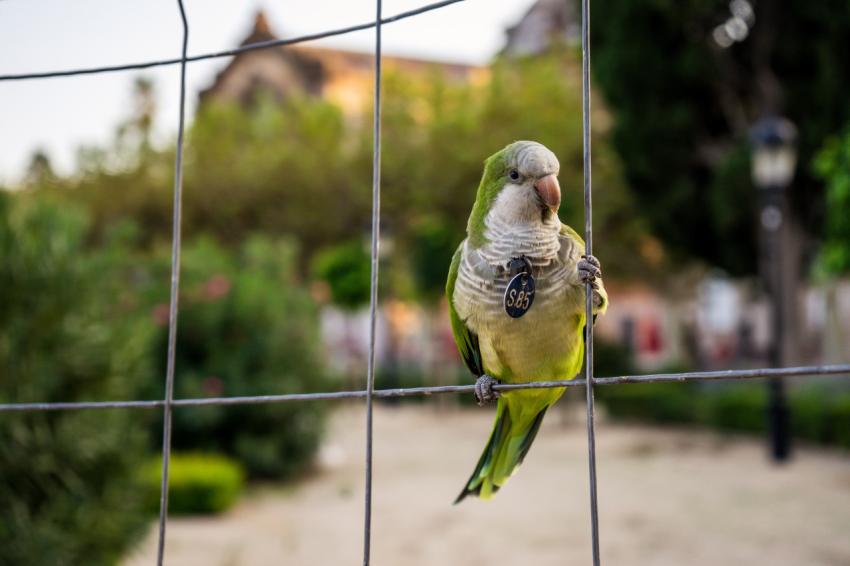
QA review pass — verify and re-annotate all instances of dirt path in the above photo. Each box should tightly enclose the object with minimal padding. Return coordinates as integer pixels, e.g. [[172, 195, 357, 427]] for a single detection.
[[124, 403, 850, 566]]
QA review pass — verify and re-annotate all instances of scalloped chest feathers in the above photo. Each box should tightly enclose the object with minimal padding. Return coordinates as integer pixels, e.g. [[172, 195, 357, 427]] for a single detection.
[[452, 213, 586, 381]]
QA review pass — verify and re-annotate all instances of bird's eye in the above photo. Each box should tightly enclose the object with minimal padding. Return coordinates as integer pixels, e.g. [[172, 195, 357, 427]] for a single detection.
[[509, 169, 520, 181]]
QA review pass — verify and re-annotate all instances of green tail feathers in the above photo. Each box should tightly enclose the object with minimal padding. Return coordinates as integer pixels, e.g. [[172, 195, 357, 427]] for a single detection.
[[455, 399, 549, 503]]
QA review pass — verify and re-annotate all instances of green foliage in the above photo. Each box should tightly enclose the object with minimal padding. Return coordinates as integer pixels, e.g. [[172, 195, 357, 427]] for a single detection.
[[182, 94, 357, 256], [0, 194, 150, 565], [600, 380, 850, 449], [49, 53, 647, 289], [141, 454, 245, 515], [312, 240, 371, 309], [591, 0, 850, 275], [813, 127, 850, 276], [0, 192, 331, 557], [703, 386, 767, 433], [600, 382, 698, 425], [141, 236, 328, 479], [791, 390, 850, 448], [409, 217, 460, 303], [373, 51, 647, 282], [593, 339, 638, 379]]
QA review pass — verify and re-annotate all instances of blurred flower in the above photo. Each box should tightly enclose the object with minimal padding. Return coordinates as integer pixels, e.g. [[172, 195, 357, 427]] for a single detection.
[[152, 303, 170, 326], [309, 280, 331, 304], [204, 274, 231, 300], [202, 376, 224, 397]]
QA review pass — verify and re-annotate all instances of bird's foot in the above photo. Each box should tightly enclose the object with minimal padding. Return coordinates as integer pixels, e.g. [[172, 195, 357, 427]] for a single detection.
[[578, 254, 601, 290], [474, 374, 500, 406]]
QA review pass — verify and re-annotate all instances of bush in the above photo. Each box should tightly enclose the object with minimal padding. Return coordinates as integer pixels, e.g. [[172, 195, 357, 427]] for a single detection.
[[599, 371, 850, 450], [141, 236, 329, 479], [312, 240, 371, 310], [141, 454, 244, 515], [831, 398, 850, 449], [792, 390, 850, 449], [599, 382, 699, 425], [0, 195, 151, 565], [593, 339, 638, 378], [703, 386, 766, 433]]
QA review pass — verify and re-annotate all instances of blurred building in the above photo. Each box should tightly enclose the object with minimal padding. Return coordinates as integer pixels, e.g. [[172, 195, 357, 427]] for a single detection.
[[199, 12, 485, 114], [503, 0, 580, 56]]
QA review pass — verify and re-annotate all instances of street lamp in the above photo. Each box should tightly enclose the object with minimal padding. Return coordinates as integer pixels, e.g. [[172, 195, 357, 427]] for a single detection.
[[751, 116, 798, 194], [750, 115, 797, 463]]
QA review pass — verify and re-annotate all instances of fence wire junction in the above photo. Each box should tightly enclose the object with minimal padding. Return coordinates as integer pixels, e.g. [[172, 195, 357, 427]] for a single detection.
[[2, 1, 849, 566]]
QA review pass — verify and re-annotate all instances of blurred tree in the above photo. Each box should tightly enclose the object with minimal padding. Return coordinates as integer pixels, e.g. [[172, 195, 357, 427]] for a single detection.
[[40, 51, 650, 286], [24, 149, 56, 187], [116, 77, 158, 161], [0, 194, 151, 564], [183, 93, 359, 257], [591, 0, 850, 275], [371, 51, 650, 286]]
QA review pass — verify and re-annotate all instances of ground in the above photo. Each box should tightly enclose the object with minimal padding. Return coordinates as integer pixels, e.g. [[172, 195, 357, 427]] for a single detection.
[[124, 402, 850, 566]]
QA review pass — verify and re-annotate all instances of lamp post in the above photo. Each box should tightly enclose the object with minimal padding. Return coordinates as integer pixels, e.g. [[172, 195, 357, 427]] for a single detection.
[[750, 116, 797, 463]]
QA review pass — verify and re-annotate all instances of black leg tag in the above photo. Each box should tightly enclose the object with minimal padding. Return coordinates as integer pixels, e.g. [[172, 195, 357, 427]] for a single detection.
[[504, 257, 535, 318]]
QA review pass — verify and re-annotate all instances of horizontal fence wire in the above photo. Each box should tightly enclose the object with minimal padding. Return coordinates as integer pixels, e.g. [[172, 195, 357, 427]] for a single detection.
[[2, 364, 848, 413], [0, 0, 465, 81]]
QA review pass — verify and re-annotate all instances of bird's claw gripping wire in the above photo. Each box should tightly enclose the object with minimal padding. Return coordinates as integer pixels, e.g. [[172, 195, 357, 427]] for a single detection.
[[578, 254, 601, 290], [474, 374, 500, 405]]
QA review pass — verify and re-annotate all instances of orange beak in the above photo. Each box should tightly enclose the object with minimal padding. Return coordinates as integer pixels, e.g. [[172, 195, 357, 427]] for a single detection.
[[534, 174, 561, 213]]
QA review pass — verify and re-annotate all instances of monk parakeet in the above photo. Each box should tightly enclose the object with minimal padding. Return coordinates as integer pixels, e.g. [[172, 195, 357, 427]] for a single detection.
[[447, 140, 608, 502]]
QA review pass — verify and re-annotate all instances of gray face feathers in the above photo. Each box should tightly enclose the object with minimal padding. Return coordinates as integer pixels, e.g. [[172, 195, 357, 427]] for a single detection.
[[506, 141, 560, 180], [491, 141, 562, 224]]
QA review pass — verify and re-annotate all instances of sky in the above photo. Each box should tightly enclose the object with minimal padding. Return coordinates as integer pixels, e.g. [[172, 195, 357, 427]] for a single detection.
[[0, 0, 537, 183]]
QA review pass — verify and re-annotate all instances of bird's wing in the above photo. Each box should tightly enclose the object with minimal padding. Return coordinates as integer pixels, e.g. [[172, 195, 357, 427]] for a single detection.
[[559, 222, 608, 315], [446, 243, 484, 377], [559, 222, 585, 250]]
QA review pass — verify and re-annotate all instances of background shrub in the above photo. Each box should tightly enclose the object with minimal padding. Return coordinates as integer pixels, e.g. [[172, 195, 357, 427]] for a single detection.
[[0, 195, 151, 565], [141, 453, 245, 515], [703, 386, 766, 433], [311, 239, 371, 310], [140, 236, 329, 479], [599, 372, 850, 450], [600, 382, 699, 425]]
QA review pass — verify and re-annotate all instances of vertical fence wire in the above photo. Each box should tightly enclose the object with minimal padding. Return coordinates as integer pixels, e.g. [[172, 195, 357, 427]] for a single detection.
[[363, 0, 383, 564], [580, 0, 602, 564], [155, 1, 189, 564]]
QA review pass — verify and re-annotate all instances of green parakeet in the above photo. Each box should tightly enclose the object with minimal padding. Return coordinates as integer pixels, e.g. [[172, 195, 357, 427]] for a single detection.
[[447, 140, 608, 502]]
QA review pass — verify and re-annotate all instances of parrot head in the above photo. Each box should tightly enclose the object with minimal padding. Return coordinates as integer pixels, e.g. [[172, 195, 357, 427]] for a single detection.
[[466, 141, 561, 247]]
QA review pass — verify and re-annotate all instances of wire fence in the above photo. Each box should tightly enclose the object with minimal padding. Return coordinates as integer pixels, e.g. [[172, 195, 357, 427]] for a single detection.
[[2, 1, 849, 565], [580, 0, 601, 561]]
